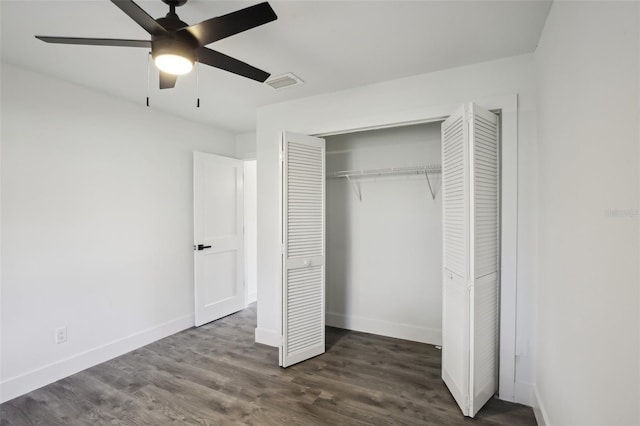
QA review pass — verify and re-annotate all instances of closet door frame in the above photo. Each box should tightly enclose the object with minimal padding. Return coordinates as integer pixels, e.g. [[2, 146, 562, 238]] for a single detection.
[[310, 94, 518, 403]]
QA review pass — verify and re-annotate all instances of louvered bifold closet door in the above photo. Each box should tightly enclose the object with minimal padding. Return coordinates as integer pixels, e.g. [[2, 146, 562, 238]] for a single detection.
[[468, 104, 499, 417], [280, 132, 326, 368], [441, 105, 471, 414], [441, 103, 499, 418]]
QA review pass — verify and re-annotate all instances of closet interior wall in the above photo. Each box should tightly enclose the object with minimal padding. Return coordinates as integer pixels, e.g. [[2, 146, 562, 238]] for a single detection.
[[325, 122, 443, 345]]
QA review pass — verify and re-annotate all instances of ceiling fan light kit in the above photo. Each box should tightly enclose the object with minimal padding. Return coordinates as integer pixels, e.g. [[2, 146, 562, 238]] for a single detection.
[[154, 54, 193, 75], [152, 37, 196, 75], [36, 0, 278, 90]]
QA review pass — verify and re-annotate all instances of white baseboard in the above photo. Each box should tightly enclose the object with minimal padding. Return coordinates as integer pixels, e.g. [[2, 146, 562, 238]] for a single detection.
[[325, 312, 442, 345], [0, 314, 194, 404], [255, 327, 280, 347], [532, 385, 551, 426], [247, 291, 257, 304]]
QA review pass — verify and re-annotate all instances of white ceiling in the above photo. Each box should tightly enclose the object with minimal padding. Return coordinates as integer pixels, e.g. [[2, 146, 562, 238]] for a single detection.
[[1, 0, 551, 134]]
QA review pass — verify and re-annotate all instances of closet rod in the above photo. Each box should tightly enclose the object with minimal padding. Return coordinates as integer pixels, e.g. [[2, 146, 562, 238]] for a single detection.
[[326, 164, 441, 179], [326, 164, 441, 201]]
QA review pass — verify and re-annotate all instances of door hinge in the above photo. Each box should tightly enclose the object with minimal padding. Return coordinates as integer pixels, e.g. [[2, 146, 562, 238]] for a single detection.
[[465, 395, 470, 413], [279, 150, 283, 163]]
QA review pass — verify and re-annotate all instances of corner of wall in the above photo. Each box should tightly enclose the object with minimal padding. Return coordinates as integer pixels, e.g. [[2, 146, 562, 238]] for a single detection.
[[235, 132, 257, 160], [513, 381, 534, 407], [254, 327, 280, 347], [0, 314, 193, 404], [532, 385, 551, 426], [1, 63, 236, 402]]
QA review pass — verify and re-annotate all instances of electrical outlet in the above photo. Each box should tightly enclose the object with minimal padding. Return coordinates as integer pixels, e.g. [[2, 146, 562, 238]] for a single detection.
[[55, 327, 67, 344]]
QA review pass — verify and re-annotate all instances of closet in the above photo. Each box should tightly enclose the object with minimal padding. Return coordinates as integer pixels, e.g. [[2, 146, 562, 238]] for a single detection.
[[278, 102, 500, 418], [323, 123, 443, 346]]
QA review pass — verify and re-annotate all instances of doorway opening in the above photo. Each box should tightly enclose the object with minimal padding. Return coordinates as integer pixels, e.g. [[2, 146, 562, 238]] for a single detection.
[[277, 95, 518, 405], [324, 122, 444, 346], [318, 104, 502, 417]]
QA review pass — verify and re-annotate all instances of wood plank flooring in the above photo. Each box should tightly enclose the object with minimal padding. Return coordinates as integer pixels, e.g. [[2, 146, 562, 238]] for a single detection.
[[1, 304, 536, 425]]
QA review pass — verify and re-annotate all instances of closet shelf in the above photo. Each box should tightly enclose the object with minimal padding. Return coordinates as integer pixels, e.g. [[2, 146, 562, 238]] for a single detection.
[[326, 164, 441, 201], [326, 164, 441, 179]]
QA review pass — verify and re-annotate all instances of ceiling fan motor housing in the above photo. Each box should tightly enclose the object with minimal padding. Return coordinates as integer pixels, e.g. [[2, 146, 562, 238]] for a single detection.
[[151, 35, 197, 64], [151, 6, 198, 64], [161, 0, 188, 7]]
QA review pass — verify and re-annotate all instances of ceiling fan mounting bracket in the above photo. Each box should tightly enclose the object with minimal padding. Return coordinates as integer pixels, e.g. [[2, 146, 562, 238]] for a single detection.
[[161, 0, 188, 7]]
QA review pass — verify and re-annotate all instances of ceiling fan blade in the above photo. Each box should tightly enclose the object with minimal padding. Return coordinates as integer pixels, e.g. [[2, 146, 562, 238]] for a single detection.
[[111, 0, 167, 36], [35, 36, 151, 48], [159, 72, 177, 89], [183, 2, 277, 46], [197, 47, 270, 82]]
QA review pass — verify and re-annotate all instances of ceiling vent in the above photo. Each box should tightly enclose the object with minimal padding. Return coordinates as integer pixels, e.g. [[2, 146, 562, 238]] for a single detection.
[[265, 72, 304, 90]]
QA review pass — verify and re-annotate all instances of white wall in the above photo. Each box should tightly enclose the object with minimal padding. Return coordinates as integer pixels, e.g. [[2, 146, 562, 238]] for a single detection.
[[256, 53, 538, 404], [325, 123, 442, 344], [0, 63, 236, 402], [534, 2, 639, 425], [235, 132, 257, 160], [244, 160, 258, 304]]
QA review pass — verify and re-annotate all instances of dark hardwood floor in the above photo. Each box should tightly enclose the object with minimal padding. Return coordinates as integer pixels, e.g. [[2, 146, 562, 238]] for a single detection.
[[1, 304, 536, 425]]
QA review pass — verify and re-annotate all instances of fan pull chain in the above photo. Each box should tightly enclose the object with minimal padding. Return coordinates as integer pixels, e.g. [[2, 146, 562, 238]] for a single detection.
[[196, 61, 200, 108], [146, 52, 151, 107]]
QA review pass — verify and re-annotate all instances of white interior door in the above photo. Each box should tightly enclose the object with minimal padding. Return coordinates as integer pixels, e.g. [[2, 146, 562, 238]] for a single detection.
[[193, 152, 244, 327], [279, 131, 326, 367], [441, 103, 499, 417]]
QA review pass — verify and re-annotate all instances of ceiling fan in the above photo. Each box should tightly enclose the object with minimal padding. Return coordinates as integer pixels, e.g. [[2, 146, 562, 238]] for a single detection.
[[36, 0, 278, 89]]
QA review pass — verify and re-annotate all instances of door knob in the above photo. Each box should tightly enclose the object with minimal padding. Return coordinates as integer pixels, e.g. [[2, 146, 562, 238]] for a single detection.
[[196, 244, 212, 251]]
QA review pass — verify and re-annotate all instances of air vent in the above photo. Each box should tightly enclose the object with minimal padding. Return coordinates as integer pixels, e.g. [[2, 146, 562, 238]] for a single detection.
[[265, 73, 304, 90]]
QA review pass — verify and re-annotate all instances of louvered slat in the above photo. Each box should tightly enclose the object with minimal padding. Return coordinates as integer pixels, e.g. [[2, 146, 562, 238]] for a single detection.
[[442, 111, 467, 278], [286, 266, 323, 352], [287, 140, 324, 259], [472, 108, 499, 279]]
